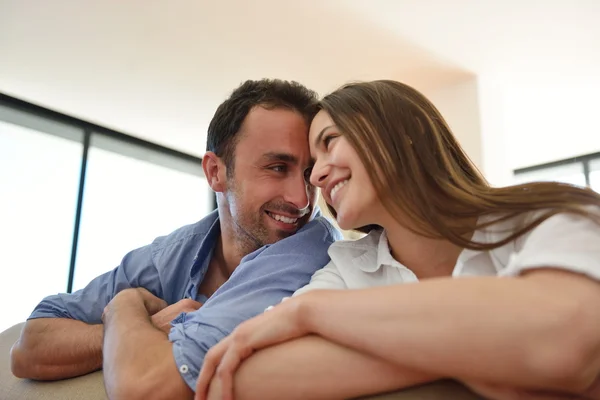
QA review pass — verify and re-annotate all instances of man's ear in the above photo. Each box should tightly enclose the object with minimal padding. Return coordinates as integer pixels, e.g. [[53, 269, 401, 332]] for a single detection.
[[202, 151, 227, 193]]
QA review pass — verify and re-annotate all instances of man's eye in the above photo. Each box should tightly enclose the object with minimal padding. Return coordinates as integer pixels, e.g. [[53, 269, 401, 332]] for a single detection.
[[269, 165, 287, 173], [304, 167, 313, 182]]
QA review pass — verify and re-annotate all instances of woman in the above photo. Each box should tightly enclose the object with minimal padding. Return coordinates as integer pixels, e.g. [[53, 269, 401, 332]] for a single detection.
[[195, 80, 600, 400]]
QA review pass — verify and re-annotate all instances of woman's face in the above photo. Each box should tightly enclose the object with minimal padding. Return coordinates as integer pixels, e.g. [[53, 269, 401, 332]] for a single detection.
[[308, 110, 381, 230]]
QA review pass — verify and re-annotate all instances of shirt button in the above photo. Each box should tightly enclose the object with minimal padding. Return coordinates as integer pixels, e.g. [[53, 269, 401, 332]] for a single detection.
[[264, 305, 274, 312], [179, 364, 189, 374]]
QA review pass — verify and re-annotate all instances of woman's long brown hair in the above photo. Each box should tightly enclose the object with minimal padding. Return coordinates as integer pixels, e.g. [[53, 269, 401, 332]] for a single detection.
[[319, 80, 600, 250]]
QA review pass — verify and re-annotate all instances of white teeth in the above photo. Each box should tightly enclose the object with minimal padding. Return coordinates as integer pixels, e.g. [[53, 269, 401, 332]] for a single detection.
[[269, 213, 298, 224], [330, 180, 349, 202]]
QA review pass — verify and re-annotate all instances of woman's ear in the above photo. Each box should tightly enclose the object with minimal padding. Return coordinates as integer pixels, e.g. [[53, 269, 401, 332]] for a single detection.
[[202, 151, 227, 193]]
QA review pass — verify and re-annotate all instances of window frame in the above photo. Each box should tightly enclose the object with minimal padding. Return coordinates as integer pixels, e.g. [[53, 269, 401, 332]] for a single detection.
[[514, 152, 600, 188]]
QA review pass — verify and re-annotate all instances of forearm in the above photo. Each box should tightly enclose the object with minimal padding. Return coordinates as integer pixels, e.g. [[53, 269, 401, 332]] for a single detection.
[[301, 271, 600, 392], [103, 291, 192, 400], [222, 335, 437, 400], [10, 318, 103, 380]]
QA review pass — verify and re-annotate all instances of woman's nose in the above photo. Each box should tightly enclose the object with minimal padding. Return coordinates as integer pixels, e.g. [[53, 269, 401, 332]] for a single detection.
[[309, 161, 329, 188]]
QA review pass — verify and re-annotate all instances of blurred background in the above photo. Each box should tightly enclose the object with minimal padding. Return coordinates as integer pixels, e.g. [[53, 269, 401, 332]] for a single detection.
[[1, 0, 599, 331]]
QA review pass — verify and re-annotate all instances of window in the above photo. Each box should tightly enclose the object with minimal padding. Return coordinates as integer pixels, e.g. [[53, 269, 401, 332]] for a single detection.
[[513, 162, 586, 187], [0, 94, 210, 329], [73, 136, 211, 291], [514, 152, 600, 192], [590, 159, 600, 193], [0, 113, 82, 331]]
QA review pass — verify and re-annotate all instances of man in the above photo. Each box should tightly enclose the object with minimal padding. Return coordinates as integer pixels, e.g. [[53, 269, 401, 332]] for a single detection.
[[10, 79, 342, 399]]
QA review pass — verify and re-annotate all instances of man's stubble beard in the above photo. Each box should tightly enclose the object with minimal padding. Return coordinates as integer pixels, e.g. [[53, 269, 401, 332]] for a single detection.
[[226, 178, 272, 256], [225, 171, 307, 256]]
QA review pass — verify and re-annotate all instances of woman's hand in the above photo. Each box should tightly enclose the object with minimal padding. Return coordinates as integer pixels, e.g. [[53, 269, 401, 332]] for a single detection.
[[195, 296, 310, 400]]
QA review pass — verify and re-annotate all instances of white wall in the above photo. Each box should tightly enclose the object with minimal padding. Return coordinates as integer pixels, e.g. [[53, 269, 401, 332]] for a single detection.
[[476, 76, 600, 186], [503, 80, 600, 169], [477, 75, 513, 186], [425, 78, 483, 172]]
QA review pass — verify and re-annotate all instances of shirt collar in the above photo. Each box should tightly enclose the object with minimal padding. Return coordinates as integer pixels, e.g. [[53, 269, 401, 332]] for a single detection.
[[189, 211, 221, 281], [191, 206, 325, 276], [374, 229, 400, 271], [329, 229, 397, 273], [331, 215, 520, 277], [455, 225, 486, 267]]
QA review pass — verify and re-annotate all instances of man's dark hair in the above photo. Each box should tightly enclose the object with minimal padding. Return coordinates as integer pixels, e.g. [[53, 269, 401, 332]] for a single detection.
[[206, 79, 319, 173]]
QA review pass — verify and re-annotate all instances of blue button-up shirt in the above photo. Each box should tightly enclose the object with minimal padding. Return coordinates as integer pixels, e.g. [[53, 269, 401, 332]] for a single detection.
[[29, 209, 341, 389]]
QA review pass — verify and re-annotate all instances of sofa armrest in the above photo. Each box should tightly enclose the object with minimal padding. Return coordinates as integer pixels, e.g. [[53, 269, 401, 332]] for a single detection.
[[356, 380, 484, 399]]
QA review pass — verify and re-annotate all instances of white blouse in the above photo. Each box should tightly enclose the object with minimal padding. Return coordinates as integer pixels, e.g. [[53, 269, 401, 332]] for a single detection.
[[294, 210, 600, 296]]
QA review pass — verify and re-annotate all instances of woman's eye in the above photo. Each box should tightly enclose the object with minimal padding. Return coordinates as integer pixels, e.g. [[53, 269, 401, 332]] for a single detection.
[[323, 135, 336, 149]]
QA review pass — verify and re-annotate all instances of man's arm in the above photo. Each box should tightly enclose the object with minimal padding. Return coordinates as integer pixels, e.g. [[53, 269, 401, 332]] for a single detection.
[[10, 318, 103, 380], [10, 298, 202, 381], [11, 243, 164, 380], [102, 289, 193, 400]]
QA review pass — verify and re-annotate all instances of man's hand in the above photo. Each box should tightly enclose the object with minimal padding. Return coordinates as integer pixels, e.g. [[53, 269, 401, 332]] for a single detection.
[[102, 288, 168, 322], [136, 287, 169, 315], [151, 299, 203, 334], [102, 288, 194, 400]]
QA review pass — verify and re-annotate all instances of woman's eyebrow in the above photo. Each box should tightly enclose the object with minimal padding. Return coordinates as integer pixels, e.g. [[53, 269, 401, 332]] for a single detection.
[[313, 125, 335, 148]]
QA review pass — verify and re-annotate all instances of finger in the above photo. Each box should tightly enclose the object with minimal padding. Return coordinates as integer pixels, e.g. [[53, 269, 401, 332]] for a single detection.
[[180, 298, 203, 309], [183, 305, 203, 314], [216, 342, 254, 400], [158, 297, 168, 309], [215, 356, 237, 400], [204, 377, 223, 400], [196, 340, 229, 400], [196, 353, 218, 400], [189, 300, 203, 309]]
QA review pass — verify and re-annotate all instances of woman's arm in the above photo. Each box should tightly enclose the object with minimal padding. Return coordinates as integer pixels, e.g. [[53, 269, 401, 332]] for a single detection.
[[212, 335, 437, 400], [300, 269, 600, 394]]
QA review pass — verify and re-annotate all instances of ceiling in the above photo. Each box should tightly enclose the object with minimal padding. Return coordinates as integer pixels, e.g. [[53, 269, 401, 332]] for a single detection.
[[337, 0, 600, 80], [1, 0, 598, 157]]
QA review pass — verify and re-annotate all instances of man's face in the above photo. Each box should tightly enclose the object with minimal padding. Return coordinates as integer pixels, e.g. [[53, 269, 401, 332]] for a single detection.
[[223, 106, 316, 252]]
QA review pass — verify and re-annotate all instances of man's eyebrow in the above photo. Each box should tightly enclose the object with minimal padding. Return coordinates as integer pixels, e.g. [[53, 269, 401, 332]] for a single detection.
[[313, 125, 335, 148], [260, 152, 299, 164]]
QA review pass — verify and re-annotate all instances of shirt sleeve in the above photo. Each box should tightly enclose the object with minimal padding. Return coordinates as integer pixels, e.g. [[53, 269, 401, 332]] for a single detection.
[[168, 217, 339, 390], [28, 243, 163, 324], [499, 210, 600, 280], [293, 260, 347, 297]]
